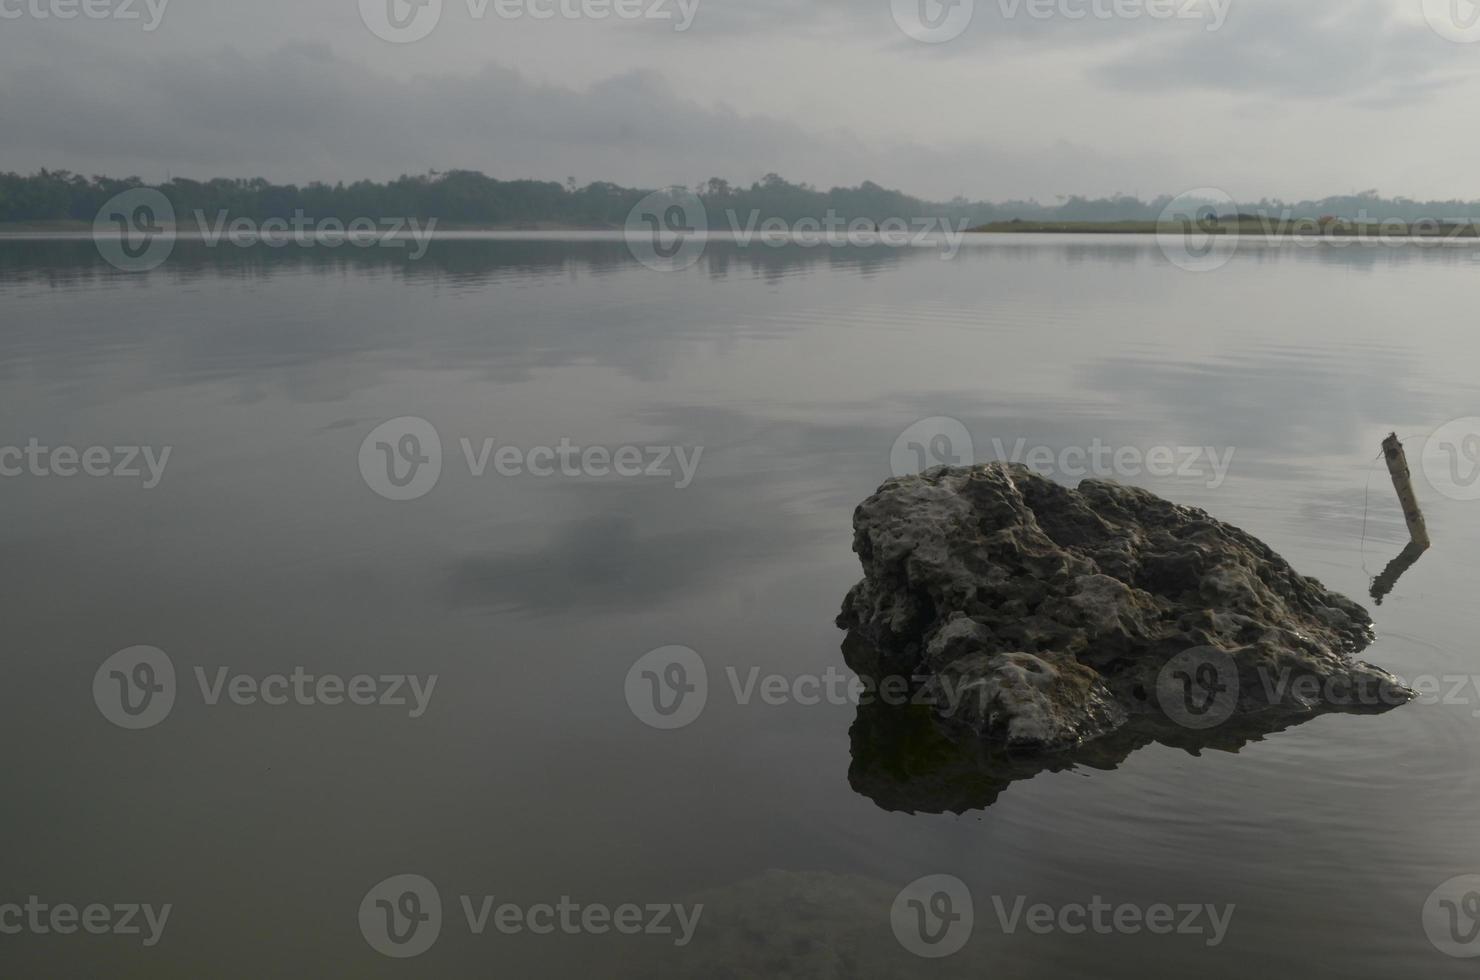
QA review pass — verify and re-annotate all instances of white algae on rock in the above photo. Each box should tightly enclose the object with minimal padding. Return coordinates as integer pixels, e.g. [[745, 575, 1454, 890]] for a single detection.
[[837, 464, 1414, 753]]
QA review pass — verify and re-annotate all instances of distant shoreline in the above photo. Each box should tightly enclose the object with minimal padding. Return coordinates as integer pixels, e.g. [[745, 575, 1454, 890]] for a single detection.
[[0, 220, 619, 234], [969, 219, 1480, 238], [9, 218, 1480, 240], [0, 220, 93, 233]]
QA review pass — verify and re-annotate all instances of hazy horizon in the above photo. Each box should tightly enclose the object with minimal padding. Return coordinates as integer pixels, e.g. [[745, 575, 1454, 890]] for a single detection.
[[14, 166, 1480, 216]]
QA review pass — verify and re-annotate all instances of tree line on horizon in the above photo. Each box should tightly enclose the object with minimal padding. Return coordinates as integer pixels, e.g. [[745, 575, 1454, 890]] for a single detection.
[[4, 168, 1480, 226]]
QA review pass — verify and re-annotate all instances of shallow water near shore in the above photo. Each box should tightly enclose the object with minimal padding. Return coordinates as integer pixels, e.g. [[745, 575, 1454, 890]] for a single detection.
[[1, 233, 1477, 977]]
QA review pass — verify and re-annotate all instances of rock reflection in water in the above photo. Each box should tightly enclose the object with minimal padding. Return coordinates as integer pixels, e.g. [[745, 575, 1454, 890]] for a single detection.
[[841, 633, 1395, 815]]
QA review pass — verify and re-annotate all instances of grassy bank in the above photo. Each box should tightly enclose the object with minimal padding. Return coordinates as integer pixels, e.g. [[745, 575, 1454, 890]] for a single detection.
[[970, 218, 1480, 237]]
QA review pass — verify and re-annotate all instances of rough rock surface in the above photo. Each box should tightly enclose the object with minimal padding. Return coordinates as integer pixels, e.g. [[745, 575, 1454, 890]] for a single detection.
[[837, 464, 1412, 751]]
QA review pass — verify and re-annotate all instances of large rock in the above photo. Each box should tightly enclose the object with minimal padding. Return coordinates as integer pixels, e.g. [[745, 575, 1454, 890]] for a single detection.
[[837, 464, 1412, 751]]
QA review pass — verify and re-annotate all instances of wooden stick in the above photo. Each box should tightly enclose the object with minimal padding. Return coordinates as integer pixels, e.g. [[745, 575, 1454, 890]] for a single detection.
[[1382, 433, 1431, 550]]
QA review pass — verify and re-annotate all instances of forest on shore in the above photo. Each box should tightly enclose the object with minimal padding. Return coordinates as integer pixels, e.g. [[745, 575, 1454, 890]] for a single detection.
[[5, 168, 1480, 228]]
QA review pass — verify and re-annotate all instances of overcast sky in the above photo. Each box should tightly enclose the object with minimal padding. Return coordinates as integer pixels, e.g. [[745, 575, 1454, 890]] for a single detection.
[[2, 0, 1478, 202]]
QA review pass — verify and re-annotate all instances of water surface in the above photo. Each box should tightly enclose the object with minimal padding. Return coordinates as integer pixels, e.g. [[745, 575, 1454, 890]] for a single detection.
[[1, 234, 1476, 977]]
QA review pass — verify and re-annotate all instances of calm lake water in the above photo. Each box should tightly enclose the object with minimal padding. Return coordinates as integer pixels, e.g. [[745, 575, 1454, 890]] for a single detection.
[[1, 233, 1477, 978]]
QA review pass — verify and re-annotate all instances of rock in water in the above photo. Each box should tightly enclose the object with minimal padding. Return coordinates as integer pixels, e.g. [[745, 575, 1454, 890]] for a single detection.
[[837, 464, 1413, 751]]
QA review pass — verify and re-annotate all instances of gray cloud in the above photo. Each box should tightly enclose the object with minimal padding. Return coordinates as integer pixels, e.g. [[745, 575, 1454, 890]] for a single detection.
[[0, 0, 1476, 200], [0, 28, 1167, 198], [1096, 0, 1472, 103]]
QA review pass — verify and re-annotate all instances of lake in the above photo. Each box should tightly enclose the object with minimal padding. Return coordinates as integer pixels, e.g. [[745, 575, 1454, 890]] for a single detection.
[[1, 233, 1477, 977]]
